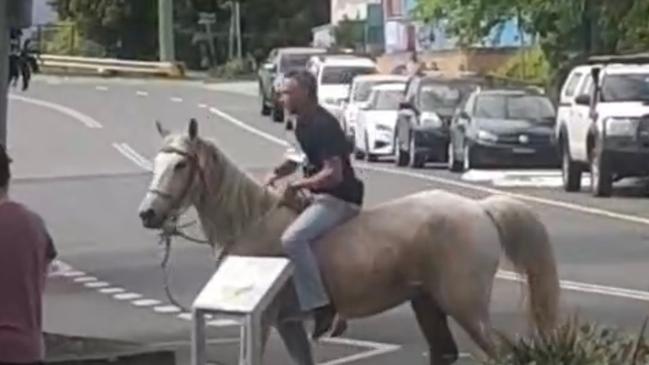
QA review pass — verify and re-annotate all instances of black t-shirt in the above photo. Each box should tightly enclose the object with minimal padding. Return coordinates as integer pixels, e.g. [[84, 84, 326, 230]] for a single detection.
[[295, 106, 364, 206]]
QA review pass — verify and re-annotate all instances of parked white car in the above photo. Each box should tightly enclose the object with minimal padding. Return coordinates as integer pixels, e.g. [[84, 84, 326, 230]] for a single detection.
[[556, 54, 649, 197], [341, 74, 408, 142], [354, 83, 407, 161], [307, 55, 378, 120]]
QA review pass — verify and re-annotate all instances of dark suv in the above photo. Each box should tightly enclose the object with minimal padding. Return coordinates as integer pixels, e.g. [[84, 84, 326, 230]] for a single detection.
[[394, 76, 480, 168], [258, 47, 326, 122]]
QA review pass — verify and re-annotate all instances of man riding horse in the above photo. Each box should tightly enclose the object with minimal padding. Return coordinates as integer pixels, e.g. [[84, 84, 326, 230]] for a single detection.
[[264, 70, 364, 339]]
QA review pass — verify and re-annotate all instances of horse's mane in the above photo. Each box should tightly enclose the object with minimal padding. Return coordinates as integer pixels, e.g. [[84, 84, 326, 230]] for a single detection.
[[191, 136, 279, 247]]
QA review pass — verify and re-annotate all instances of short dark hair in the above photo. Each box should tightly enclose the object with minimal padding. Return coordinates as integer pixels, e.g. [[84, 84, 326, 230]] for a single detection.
[[286, 70, 318, 101], [0, 144, 11, 188]]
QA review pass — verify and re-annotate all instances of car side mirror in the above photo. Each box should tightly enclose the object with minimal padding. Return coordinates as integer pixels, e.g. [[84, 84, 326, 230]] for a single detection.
[[575, 94, 591, 106], [459, 111, 470, 120], [360, 103, 371, 111], [399, 101, 413, 110]]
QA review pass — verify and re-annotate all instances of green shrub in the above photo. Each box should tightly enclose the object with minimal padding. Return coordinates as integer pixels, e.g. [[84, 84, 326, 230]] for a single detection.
[[209, 57, 255, 80], [486, 318, 649, 365], [493, 46, 551, 85]]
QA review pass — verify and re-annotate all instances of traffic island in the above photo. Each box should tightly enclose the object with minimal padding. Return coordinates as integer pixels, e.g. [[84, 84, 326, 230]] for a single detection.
[[45, 333, 176, 365]]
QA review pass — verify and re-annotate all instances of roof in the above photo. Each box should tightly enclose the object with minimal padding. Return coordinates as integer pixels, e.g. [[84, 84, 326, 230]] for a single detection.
[[475, 88, 545, 96], [371, 83, 407, 92], [319, 56, 377, 67], [278, 47, 327, 55], [353, 74, 408, 82], [587, 52, 649, 65]]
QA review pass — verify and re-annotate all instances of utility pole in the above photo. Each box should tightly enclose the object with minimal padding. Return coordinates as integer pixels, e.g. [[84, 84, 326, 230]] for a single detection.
[[235, 2, 242, 59], [0, 2, 8, 147], [198, 12, 217, 68], [158, 0, 175, 62]]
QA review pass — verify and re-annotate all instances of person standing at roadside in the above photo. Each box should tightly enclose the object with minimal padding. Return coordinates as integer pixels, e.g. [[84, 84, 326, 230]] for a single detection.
[[0, 145, 57, 365]]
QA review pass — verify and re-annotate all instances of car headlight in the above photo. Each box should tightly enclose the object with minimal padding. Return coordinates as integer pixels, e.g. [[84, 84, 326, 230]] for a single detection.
[[605, 117, 638, 136], [477, 130, 498, 142]]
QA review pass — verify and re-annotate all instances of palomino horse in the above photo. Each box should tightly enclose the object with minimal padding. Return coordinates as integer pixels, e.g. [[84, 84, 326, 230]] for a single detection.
[[138, 119, 560, 365]]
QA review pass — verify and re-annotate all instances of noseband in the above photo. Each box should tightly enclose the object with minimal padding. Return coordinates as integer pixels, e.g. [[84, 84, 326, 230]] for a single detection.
[[149, 146, 206, 217]]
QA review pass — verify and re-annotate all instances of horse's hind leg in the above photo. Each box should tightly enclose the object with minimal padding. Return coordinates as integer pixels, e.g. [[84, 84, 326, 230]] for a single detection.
[[276, 320, 315, 365], [411, 293, 459, 365]]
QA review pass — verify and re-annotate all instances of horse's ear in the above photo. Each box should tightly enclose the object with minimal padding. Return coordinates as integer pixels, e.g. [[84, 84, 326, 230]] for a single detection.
[[188, 118, 198, 140], [156, 120, 170, 138]]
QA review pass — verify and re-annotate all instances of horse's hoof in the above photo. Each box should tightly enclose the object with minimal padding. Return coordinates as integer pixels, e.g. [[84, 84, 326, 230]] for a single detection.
[[330, 317, 348, 338]]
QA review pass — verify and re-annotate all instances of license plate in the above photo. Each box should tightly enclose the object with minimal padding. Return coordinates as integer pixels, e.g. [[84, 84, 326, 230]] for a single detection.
[[512, 148, 535, 154]]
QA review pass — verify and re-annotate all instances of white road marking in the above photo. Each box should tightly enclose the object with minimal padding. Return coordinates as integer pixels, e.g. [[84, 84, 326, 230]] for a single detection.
[[136, 90, 149, 97], [170, 97, 183, 103], [74, 276, 97, 283], [95, 86, 108, 91], [198, 103, 208, 109], [177, 313, 193, 321], [84, 281, 110, 288], [209, 107, 290, 147], [114, 292, 142, 300], [8, 94, 103, 128], [133, 299, 162, 307], [206, 105, 649, 303], [149, 337, 240, 348], [113, 143, 153, 171], [99, 287, 125, 294], [462, 169, 593, 188], [61, 271, 85, 277], [319, 337, 401, 365], [153, 305, 182, 314]]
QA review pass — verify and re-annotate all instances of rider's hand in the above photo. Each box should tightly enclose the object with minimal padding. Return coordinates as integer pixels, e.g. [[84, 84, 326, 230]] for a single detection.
[[264, 172, 278, 187]]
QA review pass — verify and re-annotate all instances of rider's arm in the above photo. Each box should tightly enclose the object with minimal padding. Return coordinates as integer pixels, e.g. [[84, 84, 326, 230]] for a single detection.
[[291, 156, 342, 190]]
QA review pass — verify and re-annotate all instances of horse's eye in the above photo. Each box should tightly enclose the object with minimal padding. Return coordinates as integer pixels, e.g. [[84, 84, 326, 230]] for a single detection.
[[175, 161, 187, 170]]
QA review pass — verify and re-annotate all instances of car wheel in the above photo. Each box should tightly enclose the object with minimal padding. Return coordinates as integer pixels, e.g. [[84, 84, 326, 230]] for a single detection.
[[364, 134, 377, 162], [590, 147, 613, 197], [448, 140, 462, 172], [353, 134, 365, 160], [272, 106, 284, 123], [394, 136, 409, 166], [561, 142, 582, 192], [463, 144, 479, 171], [409, 135, 424, 168], [260, 93, 271, 116]]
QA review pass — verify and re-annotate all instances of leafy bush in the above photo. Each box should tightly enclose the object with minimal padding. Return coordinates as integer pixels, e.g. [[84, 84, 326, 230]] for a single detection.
[[486, 318, 649, 365], [493, 46, 551, 85], [209, 57, 255, 80]]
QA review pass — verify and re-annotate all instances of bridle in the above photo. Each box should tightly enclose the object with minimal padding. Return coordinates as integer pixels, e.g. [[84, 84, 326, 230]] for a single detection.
[[148, 146, 207, 222]]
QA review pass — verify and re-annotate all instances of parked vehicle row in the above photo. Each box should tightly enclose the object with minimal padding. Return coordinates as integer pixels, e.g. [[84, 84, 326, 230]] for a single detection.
[[556, 54, 649, 197], [257, 47, 649, 198]]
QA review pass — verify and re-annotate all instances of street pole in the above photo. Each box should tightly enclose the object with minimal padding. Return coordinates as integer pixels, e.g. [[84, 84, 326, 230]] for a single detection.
[[0, 2, 9, 147], [228, 2, 234, 60], [235, 2, 242, 59], [158, 0, 175, 62]]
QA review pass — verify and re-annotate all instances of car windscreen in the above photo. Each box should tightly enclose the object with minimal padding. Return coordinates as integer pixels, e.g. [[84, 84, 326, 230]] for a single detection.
[[321, 66, 377, 85], [601, 73, 649, 102], [370, 90, 404, 110], [419, 84, 466, 112], [279, 54, 316, 73], [474, 94, 556, 120]]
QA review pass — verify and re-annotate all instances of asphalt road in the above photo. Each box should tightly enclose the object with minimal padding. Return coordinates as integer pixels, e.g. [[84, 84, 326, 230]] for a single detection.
[[7, 76, 649, 365]]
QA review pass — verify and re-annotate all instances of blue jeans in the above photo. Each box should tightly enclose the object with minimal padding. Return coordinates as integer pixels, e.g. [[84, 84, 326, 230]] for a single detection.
[[281, 194, 360, 312]]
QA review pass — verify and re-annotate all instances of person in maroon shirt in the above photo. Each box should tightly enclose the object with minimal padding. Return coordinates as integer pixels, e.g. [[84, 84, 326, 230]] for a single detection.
[[0, 145, 57, 365]]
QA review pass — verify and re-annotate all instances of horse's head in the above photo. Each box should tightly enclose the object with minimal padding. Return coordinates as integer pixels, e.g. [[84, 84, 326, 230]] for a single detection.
[[138, 119, 204, 229]]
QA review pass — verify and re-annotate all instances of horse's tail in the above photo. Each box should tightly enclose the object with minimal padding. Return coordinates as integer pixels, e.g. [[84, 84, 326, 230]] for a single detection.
[[480, 195, 560, 334]]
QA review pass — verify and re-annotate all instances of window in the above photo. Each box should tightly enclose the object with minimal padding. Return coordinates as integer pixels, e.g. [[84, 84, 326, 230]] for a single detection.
[[564, 72, 583, 98], [601, 73, 649, 102], [370, 90, 404, 110], [321, 66, 377, 85], [418, 84, 466, 112], [475, 94, 556, 120], [354, 80, 401, 102], [279, 53, 316, 73]]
